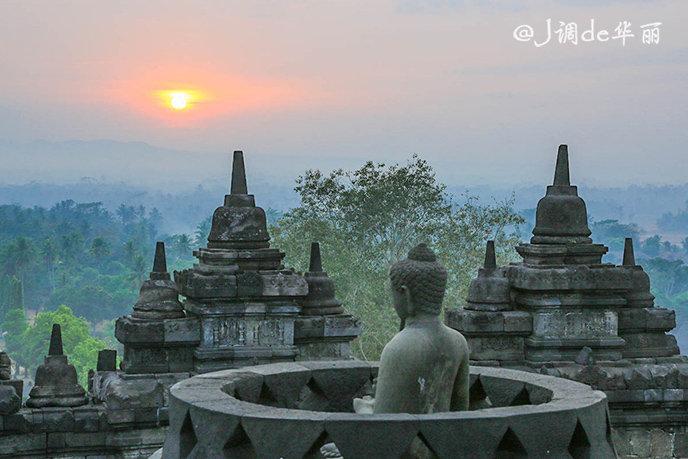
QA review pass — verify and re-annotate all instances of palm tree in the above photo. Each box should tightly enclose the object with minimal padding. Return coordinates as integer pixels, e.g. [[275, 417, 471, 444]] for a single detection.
[[171, 234, 192, 261], [12, 237, 36, 299], [41, 238, 58, 292], [128, 254, 147, 289], [90, 237, 111, 260]]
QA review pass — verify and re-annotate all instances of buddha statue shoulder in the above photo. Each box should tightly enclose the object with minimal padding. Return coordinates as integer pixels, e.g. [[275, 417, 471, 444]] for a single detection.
[[356, 243, 470, 415]]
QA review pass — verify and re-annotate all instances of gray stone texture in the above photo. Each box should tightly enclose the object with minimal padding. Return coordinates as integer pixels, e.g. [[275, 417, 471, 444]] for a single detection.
[[26, 324, 88, 408], [0, 385, 21, 415], [445, 145, 688, 457], [161, 362, 614, 458]]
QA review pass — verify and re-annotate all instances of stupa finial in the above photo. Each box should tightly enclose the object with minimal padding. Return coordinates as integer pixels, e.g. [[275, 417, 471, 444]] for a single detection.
[[152, 241, 167, 273], [49, 324, 63, 356], [553, 144, 570, 186], [623, 237, 636, 266], [309, 242, 323, 272], [230, 150, 248, 195], [484, 240, 496, 270]]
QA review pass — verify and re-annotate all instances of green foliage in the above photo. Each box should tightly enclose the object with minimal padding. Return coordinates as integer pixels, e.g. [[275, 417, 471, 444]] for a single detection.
[[658, 201, 688, 232], [0, 200, 177, 323], [272, 156, 524, 359], [590, 219, 641, 263], [2, 306, 28, 359]]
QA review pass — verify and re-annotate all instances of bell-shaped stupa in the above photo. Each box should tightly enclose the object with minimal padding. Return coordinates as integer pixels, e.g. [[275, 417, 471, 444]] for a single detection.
[[299, 242, 344, 315], [207, 151, 270, 250], [131, 242, 184, 320], [618, 238, 679, 358], [531, 145, 592, 245], [26, 324, 88, 408], [175, 150, 309, 371], [465, 241, 511, 311]]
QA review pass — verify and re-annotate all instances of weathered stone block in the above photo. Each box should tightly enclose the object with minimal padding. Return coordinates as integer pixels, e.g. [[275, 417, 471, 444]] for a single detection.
[[166, 347, 195, 373], [467, 336, 525, 361], [40, 407, 75, 432], [532, 309, 617, 339], [619, 307, 675, 332], [621, 333, 679, 358], [123, 347, 169, 374], [503, 311, 533, 333], [163, 318, 200, 343], [260, 272, 308, 297], [64, 431, 107, 448], [73, 407, 102, 432], [0, 384, 21, 415], [104, 377, 165, 410], [116, 318, 164, 344], [97, 349, 118, 371], [649, 428, 674, 458], [0, 433, 46, 455], [46, 431, 67, 450]]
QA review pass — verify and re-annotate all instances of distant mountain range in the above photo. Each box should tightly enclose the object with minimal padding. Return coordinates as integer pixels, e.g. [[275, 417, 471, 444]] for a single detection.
[[2, 139, 688, 236]]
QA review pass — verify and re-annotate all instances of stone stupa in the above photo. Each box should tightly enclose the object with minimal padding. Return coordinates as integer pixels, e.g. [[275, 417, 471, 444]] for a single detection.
[[299, 242, 345, 315], [175, 150, 309, 371], [446, 144, 687, 457], [0, 351, 22, 415], [116, 241, 197, 374], [131, 242, 185, 320], [293, 242, 360, 360], [26, 324, 88, 408]]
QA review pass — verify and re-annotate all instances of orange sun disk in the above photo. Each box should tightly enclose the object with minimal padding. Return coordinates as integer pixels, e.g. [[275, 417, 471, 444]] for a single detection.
[[155, 89, 205, 112]]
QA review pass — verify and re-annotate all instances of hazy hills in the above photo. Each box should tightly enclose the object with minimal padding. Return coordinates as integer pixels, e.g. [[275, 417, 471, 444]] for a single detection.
[[2, 139, 688, 236]]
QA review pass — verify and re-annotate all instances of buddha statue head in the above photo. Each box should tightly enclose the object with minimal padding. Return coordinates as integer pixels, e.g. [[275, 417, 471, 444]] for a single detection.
[[389, 243, 447, 320]]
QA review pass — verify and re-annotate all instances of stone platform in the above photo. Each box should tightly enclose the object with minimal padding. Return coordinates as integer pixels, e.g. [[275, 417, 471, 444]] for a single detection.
[[161, 361, 614, 458], [446, 145, 688, 458]]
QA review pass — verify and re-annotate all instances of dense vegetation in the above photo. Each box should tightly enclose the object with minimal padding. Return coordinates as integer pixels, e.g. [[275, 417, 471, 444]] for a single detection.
[[271, 156, 524, 358], [1, 157, 687, 383]]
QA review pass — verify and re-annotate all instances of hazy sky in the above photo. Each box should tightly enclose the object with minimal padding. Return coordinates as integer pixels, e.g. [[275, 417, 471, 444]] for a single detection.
[[0, 0, 686, 186]]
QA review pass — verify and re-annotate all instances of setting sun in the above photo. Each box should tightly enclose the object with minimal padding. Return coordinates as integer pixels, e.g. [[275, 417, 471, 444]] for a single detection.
[[154, 88, 207, 113], [170, 92, 189, 110]]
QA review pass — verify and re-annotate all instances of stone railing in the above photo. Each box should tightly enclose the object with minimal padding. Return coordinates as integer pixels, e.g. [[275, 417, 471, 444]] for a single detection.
[[162, 360, 615, 458]]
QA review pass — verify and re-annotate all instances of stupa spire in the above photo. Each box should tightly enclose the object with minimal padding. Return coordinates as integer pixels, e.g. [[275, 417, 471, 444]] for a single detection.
[[230, 150, 248, 195], [309, 242, 323, 272], [210, 151, 270, 248], [530, 144, 592, 245], [152, 241, 167, 273], [300, 242, 344, 315], [623, 238, 636, 266], [48, 323, 63, 356], [484, 240, 496, 270], [26, 323, 87, 407], [553, 145, 570, 186]]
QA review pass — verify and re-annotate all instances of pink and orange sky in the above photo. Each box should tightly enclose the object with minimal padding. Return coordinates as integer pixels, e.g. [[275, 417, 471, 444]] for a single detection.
[[0, 1, 686, 186]]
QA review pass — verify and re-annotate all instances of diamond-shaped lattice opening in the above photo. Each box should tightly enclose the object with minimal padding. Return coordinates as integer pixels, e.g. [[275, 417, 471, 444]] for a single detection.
[[179, 412, 197, 459], [401, 432, 439, 458], [496, 427, 527, 458], [297, 378, 331, 412], [469, 376, 493, 410], [223, 422, 256, 458], [508, 386, 531, 406], [567, 420, 592, 459], [256, 382, 280, 407]]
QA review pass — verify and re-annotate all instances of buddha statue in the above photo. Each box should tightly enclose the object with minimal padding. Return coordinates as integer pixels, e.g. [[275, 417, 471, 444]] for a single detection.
[[369, 243, 470, 415], [321, 244, 469, 458]]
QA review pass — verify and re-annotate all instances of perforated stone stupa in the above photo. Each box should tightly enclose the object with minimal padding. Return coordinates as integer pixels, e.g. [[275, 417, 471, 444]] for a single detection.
[[175, 153, 308, 371], [446, 145, 688, 458], [26, 324, 88, 408]]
